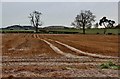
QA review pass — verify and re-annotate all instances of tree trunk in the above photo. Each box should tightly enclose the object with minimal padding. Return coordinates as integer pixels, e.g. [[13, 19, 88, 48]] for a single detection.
[[35, 26, 38, 33], [103, 23, 107, 34], [83, 24, 85, 34], [104, 28, 106, 34]]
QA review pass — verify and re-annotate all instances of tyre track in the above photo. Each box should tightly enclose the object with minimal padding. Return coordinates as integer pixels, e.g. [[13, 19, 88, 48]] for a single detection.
[[31, 34, 62, 57], [33, 34, 81, 58], [55, 40, 118, 59], [3, 34, 119, 77], [46, 38, 117, 59], [41, 39, 88, 58], [33, 34, 118, 59], [46, 39, 85, 56]]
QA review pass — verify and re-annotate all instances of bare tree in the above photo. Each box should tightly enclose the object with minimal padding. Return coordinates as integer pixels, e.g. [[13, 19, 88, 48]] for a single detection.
[[71, 10, 96, 34], [99, 17, 115, 34], [28, 11, 42, 33]]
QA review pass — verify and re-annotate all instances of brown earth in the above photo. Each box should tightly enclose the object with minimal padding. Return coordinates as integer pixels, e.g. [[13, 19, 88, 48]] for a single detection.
[[2, 34, 61, 58], [1, 33, 119, 78], [40, 34, 119, 57]]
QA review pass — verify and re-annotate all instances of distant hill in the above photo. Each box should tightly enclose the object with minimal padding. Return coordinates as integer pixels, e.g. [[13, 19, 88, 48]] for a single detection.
[[2, 25, 34, 30], [1, 25, 72, 30]]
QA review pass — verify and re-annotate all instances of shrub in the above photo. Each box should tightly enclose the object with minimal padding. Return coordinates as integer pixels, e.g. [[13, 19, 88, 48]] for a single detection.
[[96, 32, 99, 34], [107, 33, 113, 35], [100, 61, 120, 69]]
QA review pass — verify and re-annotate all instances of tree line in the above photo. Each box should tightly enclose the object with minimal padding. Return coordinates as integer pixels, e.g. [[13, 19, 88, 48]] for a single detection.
[[29, 10, 116, 34]]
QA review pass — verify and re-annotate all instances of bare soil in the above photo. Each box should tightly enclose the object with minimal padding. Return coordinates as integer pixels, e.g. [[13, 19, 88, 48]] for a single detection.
[[41, 34, 118, 57], [2, 34, 119, 78]]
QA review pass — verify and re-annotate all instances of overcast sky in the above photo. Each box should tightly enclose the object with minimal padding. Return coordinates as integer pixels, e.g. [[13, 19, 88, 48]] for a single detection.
[[2, 2, 118, 27]]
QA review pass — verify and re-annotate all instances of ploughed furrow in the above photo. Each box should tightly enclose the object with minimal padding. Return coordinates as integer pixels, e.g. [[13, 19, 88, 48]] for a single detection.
[[2, 57, 117, 63], [3, 57, 116, 67], [31, 34, 63, 57], [3, 34, 61, 57], [2, 34, 28, 56], [2, 61, 103, 67], [3, 66, 119, 77], [2, 34, 23, 48], [2, 34, 119, 78]]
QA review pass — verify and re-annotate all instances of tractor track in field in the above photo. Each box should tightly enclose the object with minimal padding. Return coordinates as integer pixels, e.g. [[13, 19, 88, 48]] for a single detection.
[[33, 34, 82, 58], [33, 34, 118, 59], [3, 34, 118, 66], [2, 34, 119, 77], [35, 34, 91, 58], [2, 34, 118, 64], [54, 40, 118, 59]]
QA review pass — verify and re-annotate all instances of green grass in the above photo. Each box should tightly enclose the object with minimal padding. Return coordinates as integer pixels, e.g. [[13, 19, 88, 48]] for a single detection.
[[47, 28, 119, 34], [0, 28, 119, 34], [85, 29, 119, 34], [100, 61, 120, 70]]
